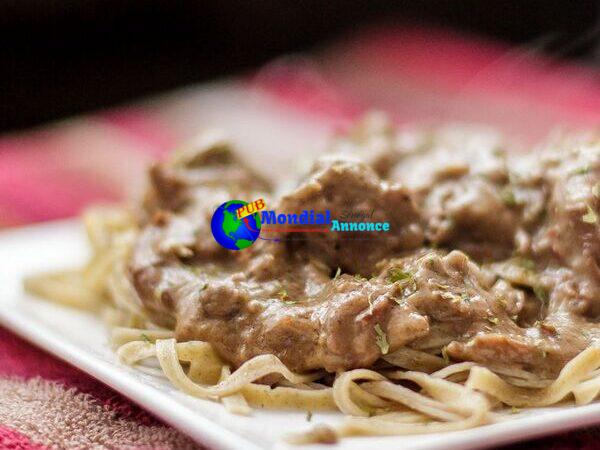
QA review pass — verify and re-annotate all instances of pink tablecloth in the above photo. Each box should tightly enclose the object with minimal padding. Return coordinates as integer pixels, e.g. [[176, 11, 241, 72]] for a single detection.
[[0, 25, 599, 449]]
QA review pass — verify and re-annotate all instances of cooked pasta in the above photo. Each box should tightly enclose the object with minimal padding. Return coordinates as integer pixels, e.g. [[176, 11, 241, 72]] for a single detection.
[[24, 204, 600, 444]]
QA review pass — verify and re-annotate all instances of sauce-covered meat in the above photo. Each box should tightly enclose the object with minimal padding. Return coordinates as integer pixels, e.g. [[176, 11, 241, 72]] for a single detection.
[[128, 116, 600, 378]]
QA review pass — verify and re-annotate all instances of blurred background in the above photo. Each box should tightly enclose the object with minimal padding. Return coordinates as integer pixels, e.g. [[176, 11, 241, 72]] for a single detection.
[[0, 1, 599, 227], [1, 0, 599, 132], [1, 5, 600, 449]]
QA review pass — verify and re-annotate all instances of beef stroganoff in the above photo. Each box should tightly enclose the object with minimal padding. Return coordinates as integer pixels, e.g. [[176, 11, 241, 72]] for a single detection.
[[25, 114, 600, 443]]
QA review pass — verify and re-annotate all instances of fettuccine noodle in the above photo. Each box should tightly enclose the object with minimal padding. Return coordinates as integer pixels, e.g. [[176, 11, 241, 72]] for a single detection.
[[23, 206, 600, 444]]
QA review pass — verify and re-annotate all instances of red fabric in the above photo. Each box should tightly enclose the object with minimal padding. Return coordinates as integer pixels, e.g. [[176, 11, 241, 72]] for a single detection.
[[0, 133, 120, 223], [0, 24, 598, 449], [99, 108, 177, 158], [0, 326, 160, 426], [253, 26, 599, 142], [347, 26, 600, 122], [0, 426, 48, 450]]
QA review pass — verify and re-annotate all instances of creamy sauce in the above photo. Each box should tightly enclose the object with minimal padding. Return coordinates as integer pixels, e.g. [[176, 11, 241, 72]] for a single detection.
[[129, 117, 600, 378]]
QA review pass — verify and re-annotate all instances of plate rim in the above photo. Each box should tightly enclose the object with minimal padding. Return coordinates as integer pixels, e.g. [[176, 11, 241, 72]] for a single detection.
[[0, 220, 263, 450], [1, 220, 600, 450]]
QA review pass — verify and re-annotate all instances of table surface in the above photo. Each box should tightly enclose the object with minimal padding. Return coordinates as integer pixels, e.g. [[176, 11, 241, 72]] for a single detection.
[[0, 24, 598, 449]]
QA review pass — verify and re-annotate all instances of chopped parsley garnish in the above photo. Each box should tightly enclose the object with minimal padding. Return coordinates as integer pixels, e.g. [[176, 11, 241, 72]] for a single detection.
[[500, 187, 518, 207], [374, 324, 389, 355], [441, 346, 450, 365], [582, 204, 598, 224], [572, 165, 590, 175], [201, 283, 208, 291], [514, 257, 536, 271], [440, 292, 457, 301], [461, 293, 471, 303], [306, 411, 313, 422], [333, 267, 342, 280], [278, 289, 289, 300], [141, 333, 151, 343], [388, 268, 413, 283], [533, 285, 548, 304], [492, 147, 506, 157]]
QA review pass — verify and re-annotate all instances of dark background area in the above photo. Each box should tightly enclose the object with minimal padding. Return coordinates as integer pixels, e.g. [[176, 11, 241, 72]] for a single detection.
[[1, 0, 598, 132]]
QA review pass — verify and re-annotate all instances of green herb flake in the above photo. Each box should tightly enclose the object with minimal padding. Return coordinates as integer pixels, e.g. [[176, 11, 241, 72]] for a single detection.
[[461, 293, 470, 303], [333, 267, 342, 280], [572, 165, 590, 175], [201, 283, 208, 291], [500, 187, 518, 207], [141, 333, 151, 343], [487, 316, 499, 325], [441, 346, 450, 365], [514, 257, 536, 271], [582, 204, 598, 224], [440, 292, 458, 301], [492, 147, 506, 157], [278, 289, 289, 300], [374, 324, 389, 355], [533, 286, 548, 304], [306, 411, 313, 422], [388, 268, 413, 284]]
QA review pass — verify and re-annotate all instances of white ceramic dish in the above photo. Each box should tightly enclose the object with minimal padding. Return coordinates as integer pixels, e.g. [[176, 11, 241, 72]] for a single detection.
[[1, 220, 598, 450]]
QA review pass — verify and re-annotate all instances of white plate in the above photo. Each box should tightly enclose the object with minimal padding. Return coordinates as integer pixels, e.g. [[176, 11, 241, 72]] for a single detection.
[[0, 220, 599, 450]]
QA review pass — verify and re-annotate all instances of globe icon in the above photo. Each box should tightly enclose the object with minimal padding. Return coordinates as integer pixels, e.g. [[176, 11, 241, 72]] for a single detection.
[[211, 200, 262, 250]]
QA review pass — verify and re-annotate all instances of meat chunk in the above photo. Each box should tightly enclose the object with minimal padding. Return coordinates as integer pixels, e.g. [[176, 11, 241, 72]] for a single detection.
[[531, 133, 600, 317], [423, 177, 521, 260], [143, 132, 270, 216], [278, 157, 424, 275], [126, 120, 599, 378]]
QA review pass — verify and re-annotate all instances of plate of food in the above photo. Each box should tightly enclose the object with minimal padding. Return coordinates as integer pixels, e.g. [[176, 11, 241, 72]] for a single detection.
[[1, 114, 599, 450]]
